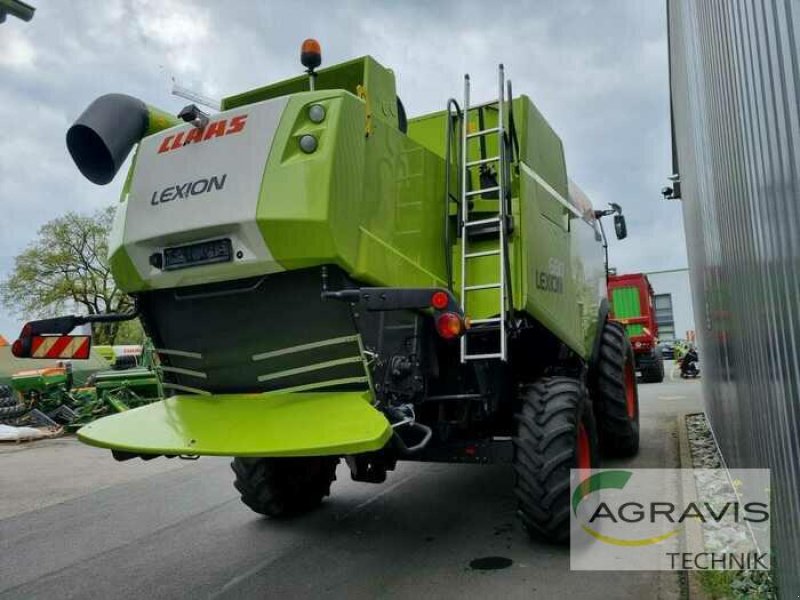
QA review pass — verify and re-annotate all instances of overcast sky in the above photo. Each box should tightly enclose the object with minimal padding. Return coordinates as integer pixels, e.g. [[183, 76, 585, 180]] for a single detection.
[[0, 0, 686, 339]]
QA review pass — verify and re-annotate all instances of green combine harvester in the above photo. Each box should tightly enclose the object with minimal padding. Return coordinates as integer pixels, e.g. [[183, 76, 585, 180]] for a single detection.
[[13, 42, 638, 543]]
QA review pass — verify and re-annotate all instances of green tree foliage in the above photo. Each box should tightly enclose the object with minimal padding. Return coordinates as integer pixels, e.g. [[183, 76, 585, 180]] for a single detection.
[[1, 206, 142, 344]]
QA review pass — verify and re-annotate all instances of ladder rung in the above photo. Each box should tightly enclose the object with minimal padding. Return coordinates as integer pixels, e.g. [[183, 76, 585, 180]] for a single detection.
[[466, 186, 500, 197], [465, 249, 500, 258], [464, 283, 502, 291], [466, 156, 500, 168], [464, 217, 501, 227], [469, 317, 502, 325], [467, 127, 500, 139], [464, 353, 504, 360]]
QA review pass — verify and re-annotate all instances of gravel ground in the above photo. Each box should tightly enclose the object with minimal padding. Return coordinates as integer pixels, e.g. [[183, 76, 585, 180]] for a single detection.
[[685, 414, 776, 599]]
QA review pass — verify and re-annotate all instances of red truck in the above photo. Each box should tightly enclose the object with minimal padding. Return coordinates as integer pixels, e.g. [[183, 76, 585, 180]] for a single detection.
[[607, 273, 665, 383]]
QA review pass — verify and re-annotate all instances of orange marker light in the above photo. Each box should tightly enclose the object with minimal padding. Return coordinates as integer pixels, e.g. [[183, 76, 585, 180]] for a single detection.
[[301, 38, 322, 70]]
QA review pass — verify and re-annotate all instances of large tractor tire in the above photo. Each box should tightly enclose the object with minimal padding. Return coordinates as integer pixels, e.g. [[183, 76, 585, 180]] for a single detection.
[[0, 391, 19, 408], [0, 385, 27, 422], [231, 456, 339, 518], [0, 401, 28, 421], [513, 377, 600, 544], [594, 320, 640, 457], [639, 347, 665, 383]]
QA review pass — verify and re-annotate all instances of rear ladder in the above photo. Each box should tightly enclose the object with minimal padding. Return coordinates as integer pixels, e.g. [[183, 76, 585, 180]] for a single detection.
[[459, 65, 512, 363]]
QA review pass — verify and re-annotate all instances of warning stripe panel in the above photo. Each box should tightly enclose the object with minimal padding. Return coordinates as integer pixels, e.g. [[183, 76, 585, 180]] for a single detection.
[[31, 335, 91, 359]]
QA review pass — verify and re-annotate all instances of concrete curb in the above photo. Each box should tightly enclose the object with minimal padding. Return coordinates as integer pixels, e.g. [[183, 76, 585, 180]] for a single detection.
[[677, 412, 712, 600]]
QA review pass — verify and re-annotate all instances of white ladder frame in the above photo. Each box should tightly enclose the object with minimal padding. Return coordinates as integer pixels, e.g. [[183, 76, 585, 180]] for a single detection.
[[459, 65, 509, 362]]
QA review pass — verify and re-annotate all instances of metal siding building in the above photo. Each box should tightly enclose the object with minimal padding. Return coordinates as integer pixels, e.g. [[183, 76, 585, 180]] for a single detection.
[[668, 0, 800, 594], [645, 268, 695, 341]]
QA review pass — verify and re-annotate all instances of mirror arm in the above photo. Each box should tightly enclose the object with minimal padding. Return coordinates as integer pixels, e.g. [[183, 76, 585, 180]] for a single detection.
[[21, 298, 140, 336]]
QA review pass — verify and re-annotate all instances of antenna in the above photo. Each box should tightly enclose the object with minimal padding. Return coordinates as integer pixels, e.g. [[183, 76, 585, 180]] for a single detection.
[[171, 82, 220, 111]]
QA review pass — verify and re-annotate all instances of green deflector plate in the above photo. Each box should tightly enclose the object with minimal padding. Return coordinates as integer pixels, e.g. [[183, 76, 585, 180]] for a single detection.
[[77, 391, 392, 457]]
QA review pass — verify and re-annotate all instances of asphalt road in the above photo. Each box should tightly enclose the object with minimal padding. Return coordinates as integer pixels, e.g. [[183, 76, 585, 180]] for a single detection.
[[0, 364, 702, 600]]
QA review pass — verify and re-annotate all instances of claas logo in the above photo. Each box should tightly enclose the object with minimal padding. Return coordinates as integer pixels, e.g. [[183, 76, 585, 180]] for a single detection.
[[157, 114, 248, 154]]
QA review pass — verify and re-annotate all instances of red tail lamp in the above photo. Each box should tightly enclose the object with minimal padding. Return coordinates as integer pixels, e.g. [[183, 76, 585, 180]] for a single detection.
[[431, 291, 449, 310], [436, 312, 464, 340]]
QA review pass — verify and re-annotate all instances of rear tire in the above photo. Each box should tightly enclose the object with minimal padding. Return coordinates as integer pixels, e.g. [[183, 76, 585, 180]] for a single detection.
[[0, 386, 27, 422], [513, 377, 599, 544], [593, 320, 640, 457], [231, 456, 338, 517], [0, 387, 19, 408], [639, 348, 665, 383]]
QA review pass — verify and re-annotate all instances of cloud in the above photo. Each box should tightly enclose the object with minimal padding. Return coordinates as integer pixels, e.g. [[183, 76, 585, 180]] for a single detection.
[[0, 26, 36, 69], [0, 0, 685, 337]]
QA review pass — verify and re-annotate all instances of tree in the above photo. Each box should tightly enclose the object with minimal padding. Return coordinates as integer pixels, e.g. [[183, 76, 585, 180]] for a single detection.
[[1, 206, 144, 345]]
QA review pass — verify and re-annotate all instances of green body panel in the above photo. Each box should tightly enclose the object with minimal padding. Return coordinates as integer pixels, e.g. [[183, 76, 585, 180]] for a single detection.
[[611, 286, 645, 336], [222, 56, 400, 131], [144, 105, 181, 136], [257, 91, 447, 287], [77, 391, 393, 457], [108, 149, 149, 292]]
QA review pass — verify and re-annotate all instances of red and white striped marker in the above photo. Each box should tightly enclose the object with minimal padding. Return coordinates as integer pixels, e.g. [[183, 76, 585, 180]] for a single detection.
[[30, 335, 91, 359]]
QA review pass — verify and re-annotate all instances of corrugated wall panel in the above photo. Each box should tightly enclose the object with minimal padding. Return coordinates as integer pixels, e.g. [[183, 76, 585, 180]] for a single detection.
[[668, 0, 800, 595]]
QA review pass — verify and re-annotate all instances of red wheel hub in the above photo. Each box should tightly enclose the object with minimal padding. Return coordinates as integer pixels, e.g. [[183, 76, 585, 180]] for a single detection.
[[576, 421, 592, 477], [624, 356, 637, 419]]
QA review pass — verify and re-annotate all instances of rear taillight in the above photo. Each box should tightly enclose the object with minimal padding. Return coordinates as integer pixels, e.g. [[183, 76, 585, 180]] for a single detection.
[[436, 312, 464, 340], [431, 291, 449, 310]]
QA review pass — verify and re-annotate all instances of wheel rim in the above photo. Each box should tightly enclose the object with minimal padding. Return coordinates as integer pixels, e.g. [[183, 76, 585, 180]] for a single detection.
[[624, 356, 637, 419], [576, 421, 592, 474]]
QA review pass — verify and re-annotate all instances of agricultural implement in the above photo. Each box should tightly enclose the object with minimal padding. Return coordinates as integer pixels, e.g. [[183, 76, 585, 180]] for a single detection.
[[8, 342, 161, 428], [12, 42, 639, 543], [608, 272, 665, 383]]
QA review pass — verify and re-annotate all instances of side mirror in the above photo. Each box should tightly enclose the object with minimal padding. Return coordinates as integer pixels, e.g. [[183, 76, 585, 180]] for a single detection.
[[614, 214, 627, 240]]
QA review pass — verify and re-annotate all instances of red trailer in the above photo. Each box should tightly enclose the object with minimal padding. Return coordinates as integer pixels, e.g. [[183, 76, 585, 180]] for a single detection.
[[607, 273, 665, 383]]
